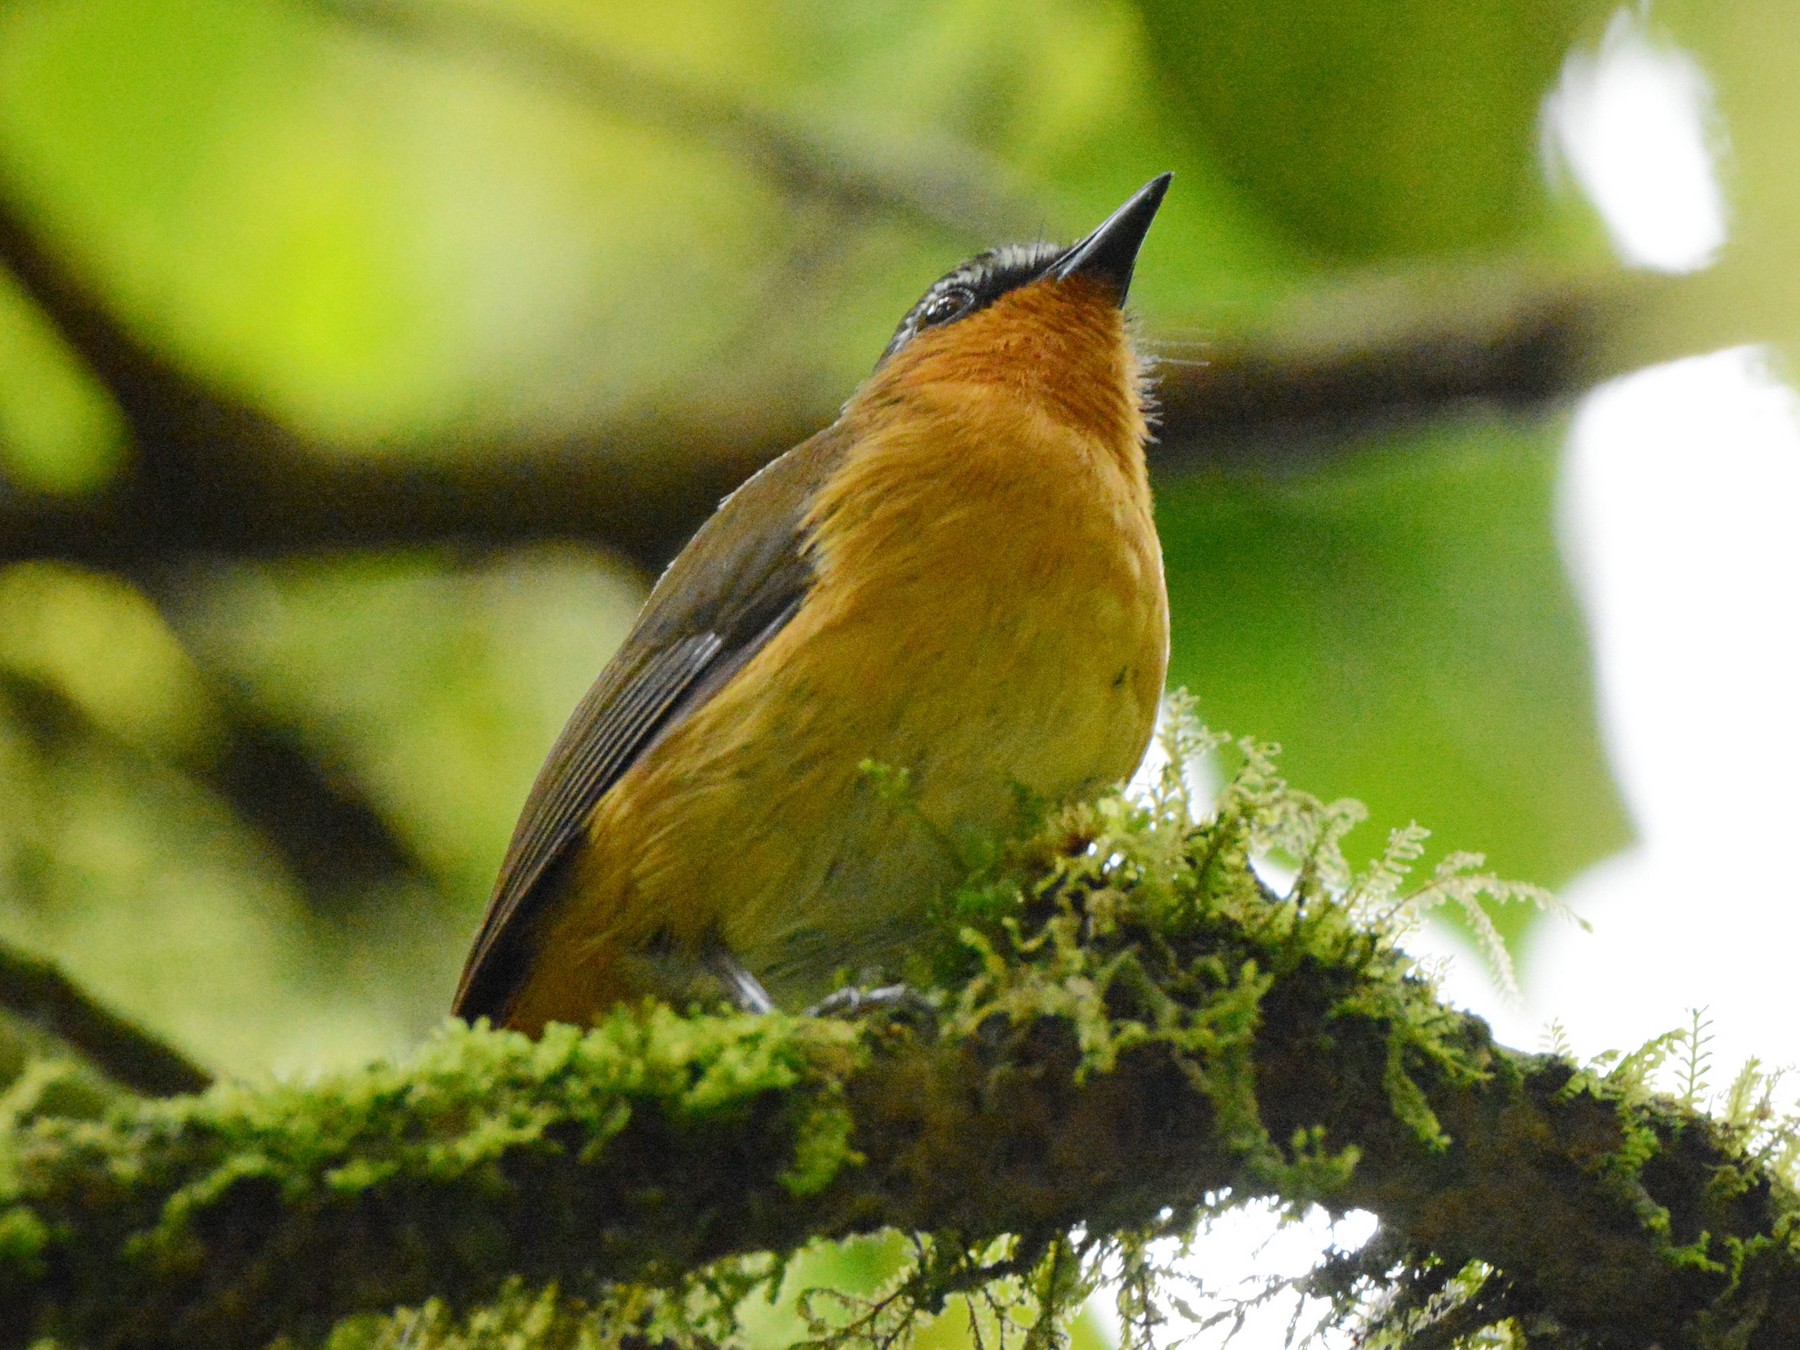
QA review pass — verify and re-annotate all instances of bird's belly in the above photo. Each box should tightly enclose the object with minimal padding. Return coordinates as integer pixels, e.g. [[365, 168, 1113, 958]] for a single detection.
[[747, 636, 1161, 998], [701, 519, 1165, 1001]]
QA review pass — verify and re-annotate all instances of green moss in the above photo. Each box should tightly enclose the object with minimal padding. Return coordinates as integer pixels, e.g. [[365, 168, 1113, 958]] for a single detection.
[[781, 1101, 861, 1198]]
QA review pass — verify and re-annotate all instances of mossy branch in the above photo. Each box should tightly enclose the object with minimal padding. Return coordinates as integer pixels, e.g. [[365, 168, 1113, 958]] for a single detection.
[[1, 726, 1796, 1349]]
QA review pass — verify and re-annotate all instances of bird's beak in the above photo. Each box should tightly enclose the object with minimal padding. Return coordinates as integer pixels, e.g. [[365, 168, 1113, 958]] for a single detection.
[[1046, 173, 1172, 306]]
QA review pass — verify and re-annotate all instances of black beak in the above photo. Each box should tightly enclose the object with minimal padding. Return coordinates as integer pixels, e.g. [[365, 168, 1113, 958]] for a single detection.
[[1047, 173, 1172, 306]]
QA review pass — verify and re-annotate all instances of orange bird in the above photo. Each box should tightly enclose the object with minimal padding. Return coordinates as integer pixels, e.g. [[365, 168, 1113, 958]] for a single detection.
[[456, 175, 1173, 1033]]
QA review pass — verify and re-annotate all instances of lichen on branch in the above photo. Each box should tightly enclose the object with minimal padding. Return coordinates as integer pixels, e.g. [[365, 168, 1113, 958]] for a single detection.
[[1, 705, 1797, 1349]]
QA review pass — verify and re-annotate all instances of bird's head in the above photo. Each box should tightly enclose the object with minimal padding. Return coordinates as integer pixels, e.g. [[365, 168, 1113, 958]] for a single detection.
[[858, 173, 1171, 453]]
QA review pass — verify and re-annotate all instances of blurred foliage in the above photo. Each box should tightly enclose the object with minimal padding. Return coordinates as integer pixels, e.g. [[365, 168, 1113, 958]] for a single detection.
[[0, 549, 642, 1074], [0, 270, 121, 492], [1647, 0, 1800, 361], [0, 0, 1286, 445], [174, 548, 642, 908], [1162, 414, 1629, 941], [1139, 0, 1613, 256], [0, 0, 1792, 1121]]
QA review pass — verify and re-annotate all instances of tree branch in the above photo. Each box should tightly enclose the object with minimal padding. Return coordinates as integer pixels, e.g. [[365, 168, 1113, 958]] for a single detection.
[[0, 941, 211, 1098], [0, 176, 1613, 579], [300, 0, 1031, 241], [1, 758, 1792, 1349], [0, 185, 799, 575], [1151, 282, 1604, 468]]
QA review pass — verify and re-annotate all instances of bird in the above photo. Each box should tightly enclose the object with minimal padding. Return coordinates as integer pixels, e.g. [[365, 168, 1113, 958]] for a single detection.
[[454, 174, 1173, 1034]]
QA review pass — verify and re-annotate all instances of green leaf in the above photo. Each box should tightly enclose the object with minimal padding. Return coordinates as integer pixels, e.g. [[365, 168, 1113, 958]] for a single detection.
[[1137, 0, 1611, 257], [0, 273, 125, 495], [1156, 414, 1630, 935], [1621, 0, 1800, 370]]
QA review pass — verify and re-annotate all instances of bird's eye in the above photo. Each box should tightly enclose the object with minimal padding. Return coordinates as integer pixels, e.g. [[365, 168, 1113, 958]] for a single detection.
[[918, 287, 974, 328]]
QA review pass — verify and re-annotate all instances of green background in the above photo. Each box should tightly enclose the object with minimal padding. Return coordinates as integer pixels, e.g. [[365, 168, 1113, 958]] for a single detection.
[[2, 0, 1790, 1089]]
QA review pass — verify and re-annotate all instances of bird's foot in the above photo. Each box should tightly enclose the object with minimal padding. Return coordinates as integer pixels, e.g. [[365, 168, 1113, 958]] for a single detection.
[[806, 983, 936, 1027], [702, 939, 776, 1015]]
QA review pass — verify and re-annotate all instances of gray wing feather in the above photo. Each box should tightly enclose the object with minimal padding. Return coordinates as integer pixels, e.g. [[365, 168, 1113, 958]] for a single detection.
[[493, 634, 722, 927]]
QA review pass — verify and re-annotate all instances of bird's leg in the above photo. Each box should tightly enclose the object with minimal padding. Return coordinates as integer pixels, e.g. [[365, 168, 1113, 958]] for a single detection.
[[701, 938, 776, 1015]]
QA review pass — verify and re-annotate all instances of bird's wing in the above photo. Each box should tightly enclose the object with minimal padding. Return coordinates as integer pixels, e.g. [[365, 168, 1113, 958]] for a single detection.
[[452, 424, 853, 1021]]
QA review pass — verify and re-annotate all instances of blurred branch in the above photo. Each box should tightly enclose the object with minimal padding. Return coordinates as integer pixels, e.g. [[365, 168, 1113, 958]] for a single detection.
[[0, 939, 212, 1097], [301, 0, 1030, 241], [0, 184, 796, 572], [1152, 280, 1606, 469], [0, 186, 479, 922], [205, 702, 438, 913], [0, 668, 434, 918], [0, 182, 1617, 579]]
